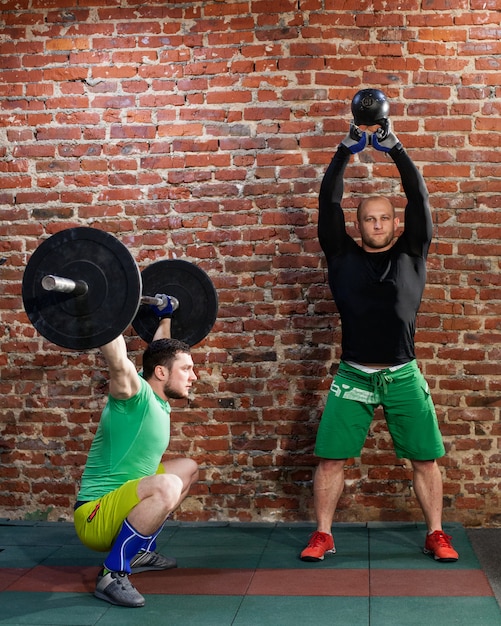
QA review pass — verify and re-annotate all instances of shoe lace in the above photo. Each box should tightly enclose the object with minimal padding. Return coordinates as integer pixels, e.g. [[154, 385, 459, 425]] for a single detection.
[[115, 572, 135, 590], [433, 531, 453, 547], [308, 531, 328, 548]]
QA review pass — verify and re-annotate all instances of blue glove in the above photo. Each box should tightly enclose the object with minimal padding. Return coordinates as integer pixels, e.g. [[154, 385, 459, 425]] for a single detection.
[[371, 118, 400, 153], [341, 122, 367, 154], [150, 294, 179, 319]]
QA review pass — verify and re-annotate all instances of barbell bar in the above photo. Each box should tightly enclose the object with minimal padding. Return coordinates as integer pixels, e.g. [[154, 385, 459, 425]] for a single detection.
[[41, 273, 179, 311], [22, 227, 217, 350]]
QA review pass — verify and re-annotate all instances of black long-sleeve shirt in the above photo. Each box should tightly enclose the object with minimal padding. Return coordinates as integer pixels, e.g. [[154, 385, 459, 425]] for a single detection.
[[318, 143, 432, 365]]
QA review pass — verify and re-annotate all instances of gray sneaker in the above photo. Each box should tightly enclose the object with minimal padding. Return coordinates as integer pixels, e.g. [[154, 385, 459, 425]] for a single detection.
[[94, 569, 145, 608], [130, 550, 177, 573]]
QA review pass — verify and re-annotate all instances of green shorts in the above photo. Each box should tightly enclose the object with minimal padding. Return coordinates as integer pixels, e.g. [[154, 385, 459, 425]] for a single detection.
[[73, 464, 165, 552], [314, 360, 445, 461]]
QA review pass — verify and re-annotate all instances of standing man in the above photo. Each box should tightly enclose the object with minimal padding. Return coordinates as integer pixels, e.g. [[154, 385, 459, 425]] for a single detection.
[[74, 299, 199, 607], [300, 100, 458, 563]]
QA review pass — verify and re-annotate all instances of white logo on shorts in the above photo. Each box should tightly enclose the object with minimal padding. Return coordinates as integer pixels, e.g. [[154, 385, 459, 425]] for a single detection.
[[330, 380, 377, 403]]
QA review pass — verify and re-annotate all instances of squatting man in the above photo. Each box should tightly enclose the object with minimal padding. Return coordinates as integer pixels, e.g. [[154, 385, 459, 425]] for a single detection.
[[73, 296, 199, 608]]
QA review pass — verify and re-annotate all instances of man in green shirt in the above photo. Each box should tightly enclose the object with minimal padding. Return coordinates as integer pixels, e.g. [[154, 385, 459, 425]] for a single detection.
[[74, 301, 199, 608]]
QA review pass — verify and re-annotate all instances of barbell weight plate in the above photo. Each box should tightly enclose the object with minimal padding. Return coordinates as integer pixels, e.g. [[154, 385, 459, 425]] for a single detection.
[[22, 227, 142, 350], [132, 259, 218, 346]]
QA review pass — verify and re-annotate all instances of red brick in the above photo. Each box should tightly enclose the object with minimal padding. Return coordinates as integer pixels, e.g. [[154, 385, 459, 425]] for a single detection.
[[0, 2, 500, 527]]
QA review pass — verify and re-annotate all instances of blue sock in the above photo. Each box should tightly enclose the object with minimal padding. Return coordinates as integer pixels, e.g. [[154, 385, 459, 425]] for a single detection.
[[104, 519, 152, 574], [141, 523, 165, 553]]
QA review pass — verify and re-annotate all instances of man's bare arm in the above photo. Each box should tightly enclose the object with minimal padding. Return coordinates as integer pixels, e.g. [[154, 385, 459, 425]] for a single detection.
[[152, 317, 171, 341], [100, 335, 141, 399]]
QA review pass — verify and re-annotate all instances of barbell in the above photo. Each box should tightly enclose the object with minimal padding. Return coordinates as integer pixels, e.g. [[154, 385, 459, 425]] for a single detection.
[[22, 227, 218, 350]]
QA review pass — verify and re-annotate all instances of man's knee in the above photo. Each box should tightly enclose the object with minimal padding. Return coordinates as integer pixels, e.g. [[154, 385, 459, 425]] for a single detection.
[[411, 459, 437, 472], [162, 458, 199, 488], [318, 458, 346, 471], [316, 458, 346, 479], [185, 458, 199, 485], [178, 457, 198, 477], [147, 473, 184, 510]]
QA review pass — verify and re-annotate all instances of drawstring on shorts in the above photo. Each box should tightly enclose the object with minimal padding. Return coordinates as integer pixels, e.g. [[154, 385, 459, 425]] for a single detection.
[[372, 370, 394, 396]]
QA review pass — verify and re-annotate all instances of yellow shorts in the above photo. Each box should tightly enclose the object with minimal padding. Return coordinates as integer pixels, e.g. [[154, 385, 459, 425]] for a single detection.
[[74, 464, 165, 552]]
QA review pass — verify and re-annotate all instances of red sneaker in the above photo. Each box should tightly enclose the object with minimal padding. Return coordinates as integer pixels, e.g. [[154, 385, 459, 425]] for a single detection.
[[300, 531, 336, 562], [423, 530, 459, 562]]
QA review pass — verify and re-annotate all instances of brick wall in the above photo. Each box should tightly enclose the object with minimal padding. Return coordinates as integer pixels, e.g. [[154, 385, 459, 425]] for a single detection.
[[0, 1, 500, 526]]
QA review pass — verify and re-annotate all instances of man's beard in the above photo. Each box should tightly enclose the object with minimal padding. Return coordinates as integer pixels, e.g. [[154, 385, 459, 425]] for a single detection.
[[163, 384, 188, 400], [363, 233, 394, 250]]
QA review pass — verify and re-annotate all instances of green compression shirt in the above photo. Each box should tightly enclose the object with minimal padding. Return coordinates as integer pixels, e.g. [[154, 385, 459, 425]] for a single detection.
[[77, 377, 171, 501]]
